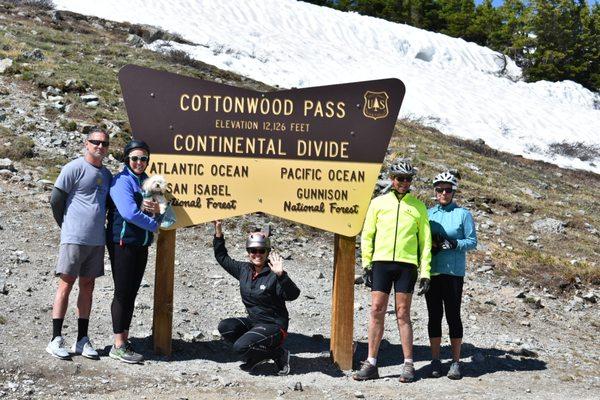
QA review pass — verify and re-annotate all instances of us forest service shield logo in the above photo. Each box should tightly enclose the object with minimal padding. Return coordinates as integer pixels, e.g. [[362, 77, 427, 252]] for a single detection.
[[363, 91, 389, 120]]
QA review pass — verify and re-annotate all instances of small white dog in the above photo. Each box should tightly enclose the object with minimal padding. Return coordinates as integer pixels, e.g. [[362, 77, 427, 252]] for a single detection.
[[142, 174, 168, 215]]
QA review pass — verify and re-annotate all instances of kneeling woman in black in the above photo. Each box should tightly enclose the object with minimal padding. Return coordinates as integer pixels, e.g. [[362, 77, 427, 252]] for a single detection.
[[213, 220, 300, 375]]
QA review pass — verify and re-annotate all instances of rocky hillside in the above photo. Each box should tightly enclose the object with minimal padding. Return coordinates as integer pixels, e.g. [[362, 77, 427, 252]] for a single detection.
[[0, 2, 599, 399], [1, 1, 597, 291]]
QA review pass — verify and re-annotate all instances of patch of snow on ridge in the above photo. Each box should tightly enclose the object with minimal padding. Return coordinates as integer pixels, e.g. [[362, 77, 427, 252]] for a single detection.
[[54, 0, 600, 173]]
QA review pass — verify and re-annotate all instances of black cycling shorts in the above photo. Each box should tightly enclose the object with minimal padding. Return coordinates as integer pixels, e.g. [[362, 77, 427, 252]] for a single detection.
[[371, 261, 418, 294]]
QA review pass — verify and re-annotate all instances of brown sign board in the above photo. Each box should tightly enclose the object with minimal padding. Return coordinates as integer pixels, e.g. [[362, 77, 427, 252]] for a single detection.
[[118, 64, 405, 236]]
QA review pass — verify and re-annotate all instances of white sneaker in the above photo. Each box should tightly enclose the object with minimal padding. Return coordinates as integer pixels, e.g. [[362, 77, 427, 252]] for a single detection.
[[71, 336, 99, 359], [46, 336, 70, 359]]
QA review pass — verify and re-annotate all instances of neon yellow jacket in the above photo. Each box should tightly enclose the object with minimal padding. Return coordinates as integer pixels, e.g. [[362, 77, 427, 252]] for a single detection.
[[361, 191, 432, 279]]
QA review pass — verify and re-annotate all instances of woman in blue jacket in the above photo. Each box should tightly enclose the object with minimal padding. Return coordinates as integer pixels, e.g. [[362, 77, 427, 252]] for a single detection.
[[106, 140, 161, 364], [426, 171, 477, 380]]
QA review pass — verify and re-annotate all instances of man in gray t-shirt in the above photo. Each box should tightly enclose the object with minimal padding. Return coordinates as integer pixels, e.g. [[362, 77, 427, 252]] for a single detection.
[[46, 131, 112, 360]]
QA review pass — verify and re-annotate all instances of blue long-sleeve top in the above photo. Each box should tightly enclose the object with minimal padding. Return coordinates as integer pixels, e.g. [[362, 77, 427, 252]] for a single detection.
[[428, 202, 477, 277], [106, 166, 158, 246]]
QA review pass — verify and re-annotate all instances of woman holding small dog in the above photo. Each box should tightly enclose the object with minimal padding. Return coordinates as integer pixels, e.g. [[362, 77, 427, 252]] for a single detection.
[[213, 220, 300, 375], [106, 139, 161, 364]]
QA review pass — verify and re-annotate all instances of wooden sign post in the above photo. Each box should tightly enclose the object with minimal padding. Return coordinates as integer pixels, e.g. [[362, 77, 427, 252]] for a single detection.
[[118, 65, 405, 363], [153, 229, 176, 355], [330, 234, 356, 370]]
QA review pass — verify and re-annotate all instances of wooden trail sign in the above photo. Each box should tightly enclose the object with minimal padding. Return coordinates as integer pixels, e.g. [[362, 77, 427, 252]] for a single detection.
[[119, 64, 404, 236], [118, 65, 405, 367]]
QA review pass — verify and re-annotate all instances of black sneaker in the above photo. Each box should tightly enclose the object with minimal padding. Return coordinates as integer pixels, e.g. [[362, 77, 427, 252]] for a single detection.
[[240, 357, 269, 372], [274, 349, 290, 376], [352, 360, 379, 381], [430, 359, 442, 378]]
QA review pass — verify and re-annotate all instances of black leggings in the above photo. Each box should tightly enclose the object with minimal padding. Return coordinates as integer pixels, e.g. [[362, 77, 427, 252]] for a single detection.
[[107, 242, 148, 334], [425, 274, 464, 339], [218, 317, 285, 362]]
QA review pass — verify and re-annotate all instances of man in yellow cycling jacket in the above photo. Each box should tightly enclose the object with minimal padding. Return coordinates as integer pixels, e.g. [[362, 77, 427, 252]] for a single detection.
[[353, 159, 432, 383]]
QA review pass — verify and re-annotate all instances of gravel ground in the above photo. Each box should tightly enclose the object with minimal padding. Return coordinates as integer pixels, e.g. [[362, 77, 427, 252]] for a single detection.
[[0, 175, 599, 400]]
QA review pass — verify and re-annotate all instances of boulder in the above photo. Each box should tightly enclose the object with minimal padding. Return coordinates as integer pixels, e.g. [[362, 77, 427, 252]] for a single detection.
[[581, 292, 597, 303], [129, 24, 163, 43], [521, 187, 544, 200], [477, 264, 494, 273], [22, 49, 44, 61], [0, 158, 15, 172], [0, 58, 13, 74], [0, 273, 7, 295], [80, 94, 99, 103], [51, 10, 63, 22], [126, 34, 145, 48], [532, 218, 566, 234]]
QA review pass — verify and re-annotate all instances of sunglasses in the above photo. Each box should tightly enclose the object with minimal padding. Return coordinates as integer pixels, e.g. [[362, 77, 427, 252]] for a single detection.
[[393, 176, 412, 183], [129, 156, 149, 162], [435, 187, 454, 194], [88, 139, 109, 147], [247, 248, 267, 254]]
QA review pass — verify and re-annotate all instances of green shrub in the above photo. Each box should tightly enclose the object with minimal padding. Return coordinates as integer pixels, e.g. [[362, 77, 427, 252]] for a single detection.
[[61, 120, 77, 132], [21, 70, 33, 81]]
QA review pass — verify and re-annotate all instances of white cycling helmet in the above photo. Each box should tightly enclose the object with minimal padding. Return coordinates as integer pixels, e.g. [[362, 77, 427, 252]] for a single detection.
[[433, 171, 458, 189], [389, 159, 415, 176]]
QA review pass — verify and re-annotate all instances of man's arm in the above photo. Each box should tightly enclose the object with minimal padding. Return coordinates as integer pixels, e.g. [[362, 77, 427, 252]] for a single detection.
[[50, 187, 68, 228]]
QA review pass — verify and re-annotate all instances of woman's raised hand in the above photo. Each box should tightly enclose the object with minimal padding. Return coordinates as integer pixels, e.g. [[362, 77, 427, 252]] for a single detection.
[[269, 251, 284, 276], [213, 220, 223, 237]]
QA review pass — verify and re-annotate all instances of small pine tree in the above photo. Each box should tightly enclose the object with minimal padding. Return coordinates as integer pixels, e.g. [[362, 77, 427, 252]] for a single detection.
[[495, 0, 533, 69], [525, 0, 592, 88], [438, 0, 477, 40], [467, 0, 503, 47], [580, 3, 600, 91]]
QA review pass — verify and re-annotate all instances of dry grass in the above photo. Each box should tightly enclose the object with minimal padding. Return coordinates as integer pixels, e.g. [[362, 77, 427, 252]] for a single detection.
[[0, 126, 35, 160], [0, 4, 598, 292]]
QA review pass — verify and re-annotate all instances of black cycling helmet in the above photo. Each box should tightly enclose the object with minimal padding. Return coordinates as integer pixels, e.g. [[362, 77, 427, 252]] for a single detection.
[[123, 139, 150, 162]]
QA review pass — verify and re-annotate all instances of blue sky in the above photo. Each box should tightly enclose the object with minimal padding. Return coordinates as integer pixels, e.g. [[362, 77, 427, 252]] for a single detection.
[[475, 0, 599, 5]]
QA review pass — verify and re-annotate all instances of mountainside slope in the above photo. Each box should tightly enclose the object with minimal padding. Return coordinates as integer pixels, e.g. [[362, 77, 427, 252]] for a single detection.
[[0, 2, 597, 290], [0, 3, 598, 399]]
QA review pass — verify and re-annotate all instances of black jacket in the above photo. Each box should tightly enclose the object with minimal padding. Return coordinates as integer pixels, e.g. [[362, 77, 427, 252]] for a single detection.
[[213, 236, 300, 330]]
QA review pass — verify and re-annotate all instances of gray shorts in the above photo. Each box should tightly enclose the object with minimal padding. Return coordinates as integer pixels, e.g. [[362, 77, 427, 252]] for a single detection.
[[56, 244, 105, 278]]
